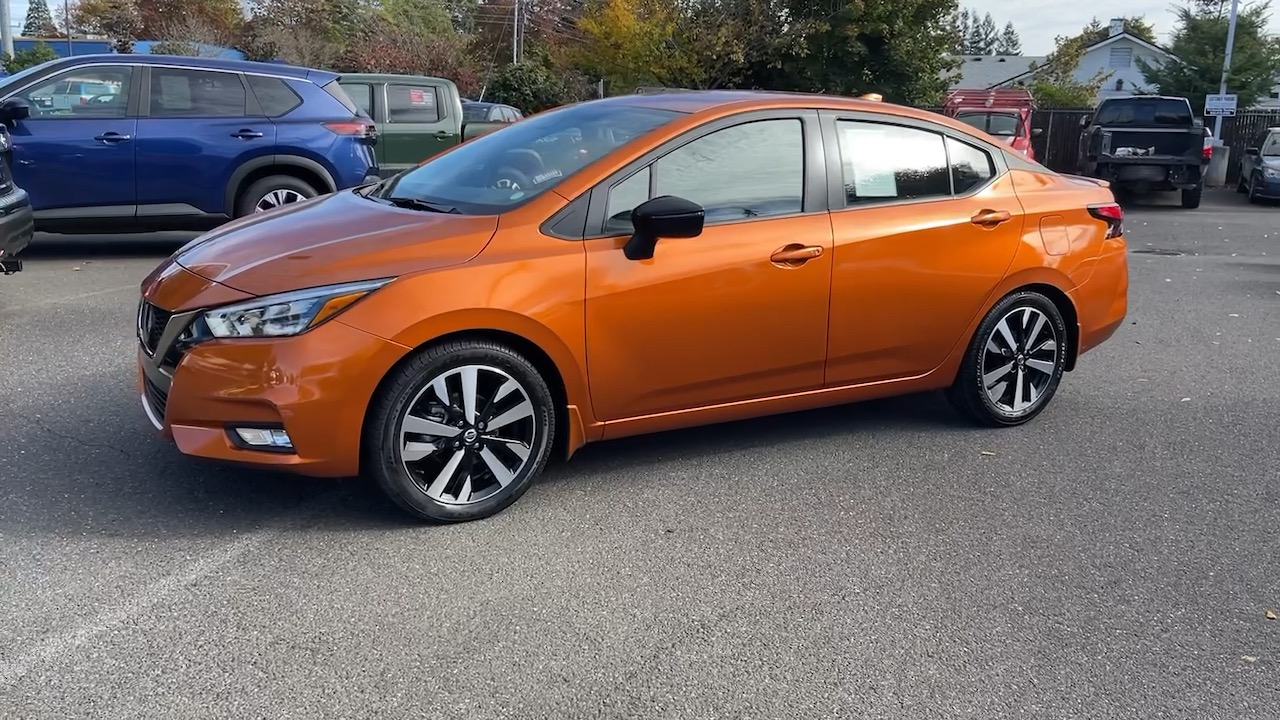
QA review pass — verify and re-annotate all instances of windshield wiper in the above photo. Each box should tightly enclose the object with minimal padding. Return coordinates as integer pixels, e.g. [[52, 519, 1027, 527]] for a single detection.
[[382, 196, 461, 213]]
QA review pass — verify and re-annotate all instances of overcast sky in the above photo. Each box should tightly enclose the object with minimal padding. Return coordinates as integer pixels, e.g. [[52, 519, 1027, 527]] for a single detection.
[[964, 0, 1280, 55]]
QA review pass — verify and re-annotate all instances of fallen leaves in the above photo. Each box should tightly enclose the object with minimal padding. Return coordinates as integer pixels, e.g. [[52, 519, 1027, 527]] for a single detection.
[[1266, 609, 1277, 620]]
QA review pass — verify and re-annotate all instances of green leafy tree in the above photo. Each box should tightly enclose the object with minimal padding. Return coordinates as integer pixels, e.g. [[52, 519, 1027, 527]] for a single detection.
[[23, 0, 61, 37], [994, 21, 1021, 55], [1138, 0, 1280, 112], [3, 42, 60, 72], [967, 12, 997, 54], [70, 0, 143, 53], [1018, 31, 1112, 108], [240, 0, 366, 66], [1078, 15, 1158, 46], [950, 7, 973, 53]]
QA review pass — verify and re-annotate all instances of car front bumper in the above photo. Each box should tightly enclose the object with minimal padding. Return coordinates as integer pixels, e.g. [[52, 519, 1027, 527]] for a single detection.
[[1251, 175, 1280, 198], [0, 185, 34, 274], [136, 297, 411, 478]]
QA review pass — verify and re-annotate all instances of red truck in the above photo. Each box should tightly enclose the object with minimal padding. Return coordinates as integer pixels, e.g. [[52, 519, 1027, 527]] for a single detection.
[[943, 88, 1041, 162]]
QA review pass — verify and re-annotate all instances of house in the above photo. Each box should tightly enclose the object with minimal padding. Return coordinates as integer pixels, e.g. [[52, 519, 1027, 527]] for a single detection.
[[946, 18, 1178, 106]]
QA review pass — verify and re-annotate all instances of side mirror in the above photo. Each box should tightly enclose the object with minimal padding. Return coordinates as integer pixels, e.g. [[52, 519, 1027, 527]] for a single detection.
[[623, 195, 704, 261], [0, 97, 30, 124], [1244, 146, 1259, 156], [1078, 115, 1091, 128], [1031, 127, 1043, 137]]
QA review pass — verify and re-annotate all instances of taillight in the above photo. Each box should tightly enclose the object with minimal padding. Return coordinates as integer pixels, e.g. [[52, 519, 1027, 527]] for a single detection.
[[1087, 202, 1123, 239], [1202, 143, 1213, 161], [324, 121, 378, 144]]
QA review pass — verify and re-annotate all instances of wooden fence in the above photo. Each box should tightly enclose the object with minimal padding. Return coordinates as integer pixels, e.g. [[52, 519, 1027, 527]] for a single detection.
[[920, 107, 1280, 184]]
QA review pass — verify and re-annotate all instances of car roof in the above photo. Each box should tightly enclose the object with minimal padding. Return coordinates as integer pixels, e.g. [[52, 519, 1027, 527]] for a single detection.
[[589, 89, 966, 128], [340, 72, 456, 86], [21, 54, 336, 84]]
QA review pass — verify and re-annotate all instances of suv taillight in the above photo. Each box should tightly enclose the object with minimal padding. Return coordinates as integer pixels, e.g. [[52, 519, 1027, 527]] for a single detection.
[[324, 121, 378, 144], [1087, 202, 1123, 239]]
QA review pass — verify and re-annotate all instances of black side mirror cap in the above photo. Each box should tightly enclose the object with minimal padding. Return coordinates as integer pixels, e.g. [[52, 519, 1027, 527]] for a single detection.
[[624, 195, 704, 261], [1244, 147, 1259, 155], [1031, 127, 1043, 137], [0, 97, 31, 123]]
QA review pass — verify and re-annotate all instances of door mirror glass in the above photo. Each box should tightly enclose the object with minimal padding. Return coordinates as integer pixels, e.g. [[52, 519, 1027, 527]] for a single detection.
[[623, 195, 704, 260], [0, 97, 30, 123], [1079, 115, 1091, 127]]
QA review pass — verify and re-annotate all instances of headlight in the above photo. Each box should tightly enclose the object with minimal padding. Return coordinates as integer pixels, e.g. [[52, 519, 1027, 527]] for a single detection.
[[202, 278, 393, 338], [1264, 168, 1279, 179]]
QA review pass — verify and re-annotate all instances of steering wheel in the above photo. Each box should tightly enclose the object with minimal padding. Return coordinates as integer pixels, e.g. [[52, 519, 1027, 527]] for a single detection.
[[490, 166, 533, 192]]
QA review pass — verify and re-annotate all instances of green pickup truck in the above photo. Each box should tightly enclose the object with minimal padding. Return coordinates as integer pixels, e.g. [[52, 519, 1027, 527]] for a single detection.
[[337, 73, 520, 177]]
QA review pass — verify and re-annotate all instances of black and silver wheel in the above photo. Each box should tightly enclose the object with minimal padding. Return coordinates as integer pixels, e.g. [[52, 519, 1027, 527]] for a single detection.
[[366, 340, 556, 522], [1247, 174, 1262, 204], [236, 175, 318, 217], [947, 291, 1068, 427]]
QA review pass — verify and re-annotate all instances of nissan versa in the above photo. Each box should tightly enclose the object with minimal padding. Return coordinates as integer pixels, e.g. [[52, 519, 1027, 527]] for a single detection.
[[136, 91, 1129, 523]]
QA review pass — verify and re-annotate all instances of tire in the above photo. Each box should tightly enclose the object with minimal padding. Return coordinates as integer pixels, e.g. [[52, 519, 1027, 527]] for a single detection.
[[1181, 185, 1202, 209], [1247, 174, 1261, 204], [946, 290, 1069, 427], [236, 174, 319, 217], [364, 340, 556, 523]]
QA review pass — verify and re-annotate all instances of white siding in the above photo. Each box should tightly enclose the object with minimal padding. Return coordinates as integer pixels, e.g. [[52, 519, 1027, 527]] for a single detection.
[[1073, 37, 1169, 104]]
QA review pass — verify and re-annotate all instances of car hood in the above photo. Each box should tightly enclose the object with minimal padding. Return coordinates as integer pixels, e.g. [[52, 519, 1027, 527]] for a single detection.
[[173, 190, 499, 296]]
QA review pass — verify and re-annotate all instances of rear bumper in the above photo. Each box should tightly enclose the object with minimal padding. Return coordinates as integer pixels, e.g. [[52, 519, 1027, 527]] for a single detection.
[[0, 186, 34, 272], [1071, 235, 1129, 359]]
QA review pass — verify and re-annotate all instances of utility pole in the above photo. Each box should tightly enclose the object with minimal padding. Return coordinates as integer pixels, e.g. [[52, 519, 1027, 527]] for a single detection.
[[1, 0, 15, 59], [1213, 0, 1241, 141], [65, 0, 73, 57], [511, 0, 519, 65]]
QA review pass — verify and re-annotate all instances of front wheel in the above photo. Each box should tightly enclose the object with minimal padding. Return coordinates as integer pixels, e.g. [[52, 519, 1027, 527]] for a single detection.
[[365, 340, 556, 523], [946, 291, 1069, 427]]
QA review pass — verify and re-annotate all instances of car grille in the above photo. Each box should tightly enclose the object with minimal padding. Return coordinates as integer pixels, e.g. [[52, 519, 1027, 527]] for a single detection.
[[143, 375, 169, 422], [138, 300, 172, 356]]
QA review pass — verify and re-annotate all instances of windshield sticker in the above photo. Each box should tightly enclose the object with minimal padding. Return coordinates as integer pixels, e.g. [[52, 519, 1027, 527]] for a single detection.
[[532, 169, 564, 185]]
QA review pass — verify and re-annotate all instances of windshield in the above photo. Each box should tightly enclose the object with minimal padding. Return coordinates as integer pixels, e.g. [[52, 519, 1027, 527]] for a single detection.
[[368, 101, 683, 215], [1263, 133, 1280, 156], [955, 112, 1021, 136], [0, 58, 63, 93], [1095, 98, 1193, 126]]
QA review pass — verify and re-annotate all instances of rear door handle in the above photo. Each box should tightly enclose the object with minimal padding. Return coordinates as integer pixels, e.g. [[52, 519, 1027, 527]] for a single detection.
[[971, 209, 1012, 226], [94, 132, 130, 143], [770, 244, 824, 266], [231, 129, 264, 139], [433, 131, 452, 137]]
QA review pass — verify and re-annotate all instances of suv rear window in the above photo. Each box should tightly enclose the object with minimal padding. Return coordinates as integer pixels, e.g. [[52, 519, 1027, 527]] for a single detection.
[[321, 79, 362, 116], [1095, 98, 1193, 126], [247, 75, 302, 117]]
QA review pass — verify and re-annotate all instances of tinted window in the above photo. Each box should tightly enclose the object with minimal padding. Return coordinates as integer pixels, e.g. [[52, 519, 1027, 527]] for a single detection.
[[652, 119, 804, 223], [946, 136, 995, 194], [462, 103, 489, 122], [17, 65, 132, 118], [338, 82, 373, 117], [837, 121, 950, 205], [1094, 98, 1193, 126], [150, 68, 245, 117], [388, 84, 440, 123], [1263, 132, 1280, 156], [248, 74, 302, 117], [321, 79, 361, 115], [605, 166, 651, 233], [955, 111, 1020, 136], [366, 102, 681, 215]]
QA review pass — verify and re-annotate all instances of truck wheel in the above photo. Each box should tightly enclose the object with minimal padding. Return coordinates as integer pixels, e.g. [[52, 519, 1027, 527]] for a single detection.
[[1248, 175, 1261, 204], [1181, 185, 1202, 209], [236, 175, 319, 217]]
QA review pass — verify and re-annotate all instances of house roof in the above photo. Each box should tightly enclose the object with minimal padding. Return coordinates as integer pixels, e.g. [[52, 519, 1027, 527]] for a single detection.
[[997, 31, 1179, 87], [945, 55, 1046, 89]]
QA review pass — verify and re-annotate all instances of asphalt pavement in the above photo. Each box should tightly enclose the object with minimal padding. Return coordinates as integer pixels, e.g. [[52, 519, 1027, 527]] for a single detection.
[[1, 191, 1278, 719]]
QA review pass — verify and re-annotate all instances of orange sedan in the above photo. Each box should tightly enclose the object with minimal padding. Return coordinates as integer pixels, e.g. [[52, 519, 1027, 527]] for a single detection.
[[137, 91, 1128, 522]]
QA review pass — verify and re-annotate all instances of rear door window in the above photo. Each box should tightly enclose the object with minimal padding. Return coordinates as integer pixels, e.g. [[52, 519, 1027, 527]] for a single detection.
[[387, 84, 441, 123], [149, 68, 246, 117]]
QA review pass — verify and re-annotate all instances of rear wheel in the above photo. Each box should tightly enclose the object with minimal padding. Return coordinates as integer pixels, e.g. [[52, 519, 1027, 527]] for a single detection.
[[236, 175, 319, 217], [365, 340, 556, 523], [1181, 184, 1202, 209], [946, 290, 1068, 427], [1247, 174, 1262, 204]]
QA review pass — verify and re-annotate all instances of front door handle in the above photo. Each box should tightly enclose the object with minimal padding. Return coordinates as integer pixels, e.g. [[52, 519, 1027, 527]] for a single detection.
[[94, 132, 130, 143], [231, 129, 264, 139], [971, 209, 1012, 226], [770, 244, 824, 266]]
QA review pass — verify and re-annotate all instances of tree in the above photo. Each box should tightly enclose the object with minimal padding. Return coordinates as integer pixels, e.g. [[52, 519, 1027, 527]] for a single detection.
[[994, 21, 1021, 55], [571, 0, 693, 92], [70, 0, 143, 53], [1139, 0, 1280, 113], [950, 7, 973, 53], [3, 42, 59, 72], [23, 0, 61, 37], [1019, 31, 1111, 108], [966, 12, 997, 54], [240, 0, 366, 67], [333, 12, 483, 96], [1078, 15, 1158, 46]]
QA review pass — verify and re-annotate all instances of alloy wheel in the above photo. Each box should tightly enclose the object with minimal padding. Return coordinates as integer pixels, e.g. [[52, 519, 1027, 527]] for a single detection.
[[980, 306, 1060, 414], [254, 188, 308, 212], [397, 364, 537, 506]]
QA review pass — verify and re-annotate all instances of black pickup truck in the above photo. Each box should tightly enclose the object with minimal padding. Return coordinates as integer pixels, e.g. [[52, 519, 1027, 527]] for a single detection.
[[1076, 95, 1208, 209]]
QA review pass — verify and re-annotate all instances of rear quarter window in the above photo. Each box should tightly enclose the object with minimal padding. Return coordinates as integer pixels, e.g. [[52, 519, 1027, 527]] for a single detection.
[[321, 79, 361, 116], [246, 75, 302, 117]]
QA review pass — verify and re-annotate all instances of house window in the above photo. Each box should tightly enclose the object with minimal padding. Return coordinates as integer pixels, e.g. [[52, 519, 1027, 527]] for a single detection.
[[1108, 47, 1133, 69]]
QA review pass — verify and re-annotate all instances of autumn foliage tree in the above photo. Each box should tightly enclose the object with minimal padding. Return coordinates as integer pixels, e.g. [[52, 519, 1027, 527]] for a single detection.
[[70, 0, 144, 53]]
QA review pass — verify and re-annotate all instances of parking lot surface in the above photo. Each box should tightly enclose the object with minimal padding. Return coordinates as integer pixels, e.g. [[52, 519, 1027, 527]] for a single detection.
[[1, 191, 1277, 718]]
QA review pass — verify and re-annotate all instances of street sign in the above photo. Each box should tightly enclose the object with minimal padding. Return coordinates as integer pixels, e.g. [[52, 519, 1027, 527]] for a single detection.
[[1205, 94, 1238, 117]]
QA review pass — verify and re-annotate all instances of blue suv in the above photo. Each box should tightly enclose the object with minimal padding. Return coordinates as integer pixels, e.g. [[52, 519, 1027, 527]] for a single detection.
[[0, 54, 379, 233]]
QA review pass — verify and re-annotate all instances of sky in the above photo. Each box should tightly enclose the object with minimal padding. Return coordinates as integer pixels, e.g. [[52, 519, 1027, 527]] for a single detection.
[[963, 0, 1280, 55]]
